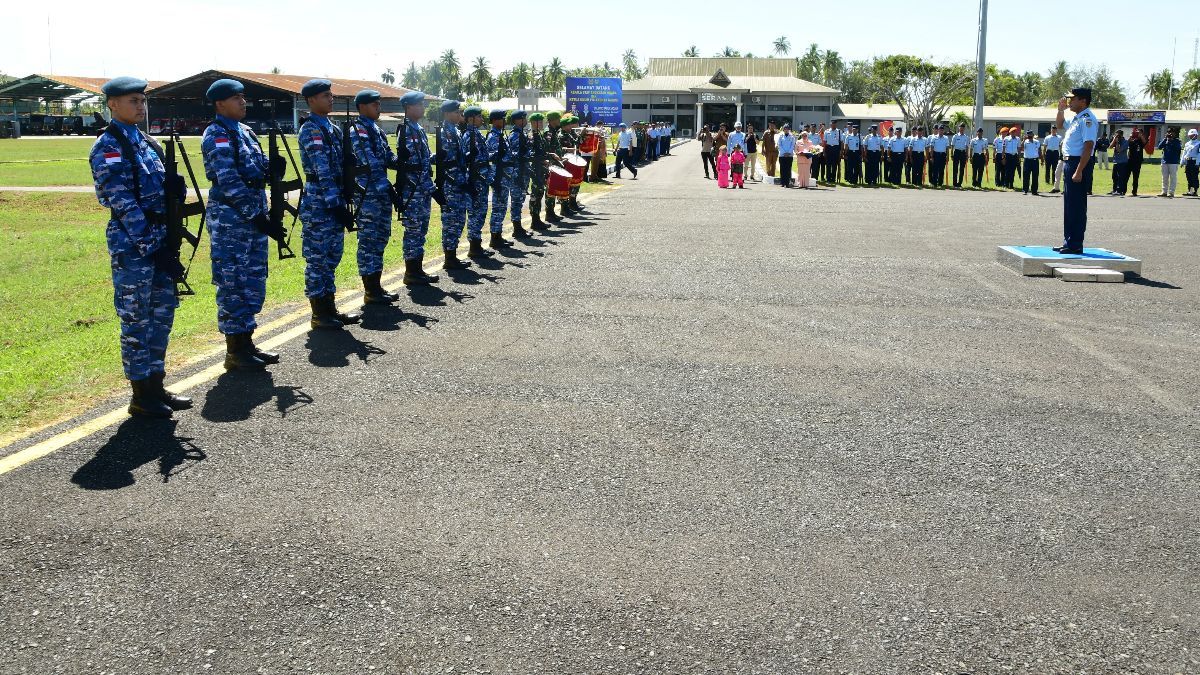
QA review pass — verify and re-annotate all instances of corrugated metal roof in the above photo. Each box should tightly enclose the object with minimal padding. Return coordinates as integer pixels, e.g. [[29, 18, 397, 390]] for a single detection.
[[624, 75, 837, 95], [647, 58, 796, 78], [0, 74, 170, 99], [146, 69, 439, 101]]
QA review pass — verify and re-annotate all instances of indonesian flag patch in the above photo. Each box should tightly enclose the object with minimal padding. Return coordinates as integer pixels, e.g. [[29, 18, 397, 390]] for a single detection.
[[311, 134, 323, 145], [103, 151, 122, 164], [357, 128, 369, 138], [214, 136, 230, 148]]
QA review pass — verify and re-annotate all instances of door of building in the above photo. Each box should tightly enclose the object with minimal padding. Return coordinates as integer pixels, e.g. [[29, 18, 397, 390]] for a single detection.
[[703, 104, 737, 131]]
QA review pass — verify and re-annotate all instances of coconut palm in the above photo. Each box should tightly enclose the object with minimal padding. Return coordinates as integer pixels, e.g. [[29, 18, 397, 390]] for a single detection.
[[822, 50, 844, 86], [545, 57, 566, 93], [1141, 69, 1174, 108], [380, 68, 395, 85], [683, 45, 700, 58], [1177, 68, 1200, 109], [468, 57, 492, 99], [797, 44, 822, 83], [439, 50, 461, 83], [773, 36, 790, 57]]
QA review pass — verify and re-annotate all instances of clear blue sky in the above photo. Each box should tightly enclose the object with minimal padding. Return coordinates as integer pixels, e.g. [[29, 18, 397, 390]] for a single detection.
[[5, 0, 1196, 103]]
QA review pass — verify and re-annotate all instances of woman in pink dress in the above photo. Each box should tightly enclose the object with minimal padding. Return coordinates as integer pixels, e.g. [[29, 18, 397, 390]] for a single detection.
[[795, 132, 814, 188], [716, 146, 731, 188]]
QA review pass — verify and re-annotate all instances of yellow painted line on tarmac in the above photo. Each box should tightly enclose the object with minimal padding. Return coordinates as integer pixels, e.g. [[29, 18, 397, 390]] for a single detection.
[[0, 188, 618, 477]]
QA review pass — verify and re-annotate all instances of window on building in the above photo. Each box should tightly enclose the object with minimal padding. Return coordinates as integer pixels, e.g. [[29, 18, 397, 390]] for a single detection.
[[768, 105, 793, 112]]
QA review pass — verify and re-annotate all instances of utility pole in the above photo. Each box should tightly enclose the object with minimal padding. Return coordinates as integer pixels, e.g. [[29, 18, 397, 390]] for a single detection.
[[974, 0, 988, 132]]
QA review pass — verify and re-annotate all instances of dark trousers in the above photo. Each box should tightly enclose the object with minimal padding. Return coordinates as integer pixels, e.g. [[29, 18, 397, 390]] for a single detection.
[[930, 152, 947, 186], [825, 147, 841, 182], [1128, 159, 1142, 195], [660, 136, 670, 156], [890, 154, 905, 184], [1113, 163, 1128, 194], [1005, 154, 1021, 187], [1062, 158, 1093, 249], [615, 148, 637, 177], [1022, 157, 1040, 194], [700, 151, 715, 177], [846, 153, 861, 184], [994, 155, 1005, 186], [971, 154, 986, 187], [952, 149, 967, 186], [779, 156, 794, 187], [1044, 150, 1060, 183], [910, 154, 925, 186], [865, 151, 880, 184], [1185, 160, 1199, 192]]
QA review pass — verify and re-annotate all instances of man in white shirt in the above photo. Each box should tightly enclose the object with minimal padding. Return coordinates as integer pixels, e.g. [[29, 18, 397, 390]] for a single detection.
[[1020, 129, 1042, 195], [614, 123, 637, 179], [1042, 126, 1062, 184]]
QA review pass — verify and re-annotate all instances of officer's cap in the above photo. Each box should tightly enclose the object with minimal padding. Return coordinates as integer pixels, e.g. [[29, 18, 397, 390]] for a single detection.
[[868, 125, 877, 130], [1068, 87, 1092, 101], [1189, 128, 1199, 137], [354, 89, 381, 106], [508, 110, 527, 122], [734, 121, 742, 128], [102, 76, 148, 98], [528, 112, 545, 121], [440, 99, 462, 114], [619, 122, 626, 127], [546, 111, 562, 122], [1025, 129, 1033, 135], [463, 105, 484, 119], [489, 109, 507, 122], [301, 79, 332, 98], [205, 78, 243, 102], [399, 91, 426, 107], [782, 123, 791, 129]]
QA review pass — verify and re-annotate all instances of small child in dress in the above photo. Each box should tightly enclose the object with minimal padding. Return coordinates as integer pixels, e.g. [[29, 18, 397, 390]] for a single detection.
[[730, 145, 746, 189], [716, 146, 731, 188]]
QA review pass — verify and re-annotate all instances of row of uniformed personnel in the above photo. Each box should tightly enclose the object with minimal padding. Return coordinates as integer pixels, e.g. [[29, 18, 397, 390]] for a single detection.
[[89, 76, 592, 419]]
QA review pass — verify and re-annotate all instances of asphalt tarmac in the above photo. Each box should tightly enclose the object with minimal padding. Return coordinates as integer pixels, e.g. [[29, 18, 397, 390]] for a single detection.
[[2, 150, 1198, 673]]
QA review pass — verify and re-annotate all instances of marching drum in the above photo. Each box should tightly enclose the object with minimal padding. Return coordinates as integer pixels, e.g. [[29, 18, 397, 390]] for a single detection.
[[578, 128, 601, 154], [547, 165, 572, 198], [564, 153, 588, 186]]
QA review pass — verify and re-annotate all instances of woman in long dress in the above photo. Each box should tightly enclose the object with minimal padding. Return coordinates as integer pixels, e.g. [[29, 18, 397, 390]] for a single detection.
[[716, 147, 731, 188], [795, 132, 815, 188]]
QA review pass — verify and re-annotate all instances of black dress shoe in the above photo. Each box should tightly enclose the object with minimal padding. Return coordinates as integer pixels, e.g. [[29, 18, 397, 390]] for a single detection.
[[1051, 246, 1067, 252], [1058, 248, 1084, 255]]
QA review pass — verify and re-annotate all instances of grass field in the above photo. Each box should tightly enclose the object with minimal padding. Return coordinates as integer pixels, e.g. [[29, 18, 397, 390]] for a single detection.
[[0, 180, 611, 439]]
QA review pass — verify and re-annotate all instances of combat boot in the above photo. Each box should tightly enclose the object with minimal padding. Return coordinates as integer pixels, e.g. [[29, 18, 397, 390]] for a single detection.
[[330, 295, 363, 325], [310, 295, 344, 330], [489, 232, 512, 249], [443, 248, 470, 270], [403, 257, 438, 285], [249, 331, 280, 364], [529, 205, 549, 231], [545, 199, 562, 222], [512, 220, 530, 238], [129, 377, 173, 418], [152, 372, 193, 411], [362, 272, 399, 304], [467, 238, 494, 259], [225, 333, 268, 371], [569, 197, 587, 214]]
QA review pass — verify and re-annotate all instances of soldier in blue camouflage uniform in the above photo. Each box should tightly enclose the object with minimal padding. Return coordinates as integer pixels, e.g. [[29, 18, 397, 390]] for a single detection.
[[461, 105, 495, 260], [437, 100, 471, 270], [201, 78, 284, 372], [506, 110, 532, 238], [526, 112, 552, 231], [395, 91, 440, 285], [89, 76, 192, 418], [349, 88, 400, 305], [486, 109, 514, 250], [297, 79, 362, 329]]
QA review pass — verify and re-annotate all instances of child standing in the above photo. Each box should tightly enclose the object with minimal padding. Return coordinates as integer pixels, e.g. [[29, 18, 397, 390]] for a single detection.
[[730, 145, 746, 189], [716, 146, 731, 188]]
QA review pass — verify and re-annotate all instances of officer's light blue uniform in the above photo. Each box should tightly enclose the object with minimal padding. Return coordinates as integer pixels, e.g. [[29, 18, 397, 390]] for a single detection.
[[90, 110, 176, 382], [202, 102, 270, 336], [486, 113, 512, 234], [507, 113, 532, 226], [396, 96, 435, 260], [463, 118, 493, 242], [439, 111, 470, 251], [349, 93, 397, 276], [929, 133, 949, 187], [298, 100, 348, 298], [1061, 103, 1098, 250]]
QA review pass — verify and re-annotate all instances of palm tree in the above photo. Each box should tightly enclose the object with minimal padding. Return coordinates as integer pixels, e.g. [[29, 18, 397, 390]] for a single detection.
[[546, 57, 566, 93], [821, 50, 844, 86], [773, 36, 790, 57], [1043, 60, 1072, 105], [514, 62, 533, 90], [469, 57, 491, 99], [797, 44, 822, 83], [1141, 69, 1174, 108], [717, 46, 741, 58], [683, 45, 700, 58], [621, 50, 643, 80], [380, 68, 395, 85], [439, 49, 461, 83], [1179, 68, 1200, 109]]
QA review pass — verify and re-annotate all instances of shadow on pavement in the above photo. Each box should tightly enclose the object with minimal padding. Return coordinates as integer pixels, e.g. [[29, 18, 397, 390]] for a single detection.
[[71, 418, 205, 490], [304, 329, 386, 368], [445, 266, 503, 286], [359, 303, 439, 331], [406, 285, 474, 308], [201, 371, 313, 423], [1126, 274, 1182, 290]]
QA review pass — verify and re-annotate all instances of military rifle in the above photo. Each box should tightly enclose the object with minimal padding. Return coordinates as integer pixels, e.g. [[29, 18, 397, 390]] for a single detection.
[[267, 121, 300, 260], [432, 124, 447, 206], [339, 98, 366, 232], [162, 132, 205, 296]]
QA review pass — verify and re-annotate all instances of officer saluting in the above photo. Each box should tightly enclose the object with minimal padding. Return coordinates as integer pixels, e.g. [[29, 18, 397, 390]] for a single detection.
[[89, 76, 192, 417], [395, 91, 440, 286], [349, 88, 400, 305], [297, 78, 362, 329], [1054, 87, 1098, 255], [201, 78, 282, 372]]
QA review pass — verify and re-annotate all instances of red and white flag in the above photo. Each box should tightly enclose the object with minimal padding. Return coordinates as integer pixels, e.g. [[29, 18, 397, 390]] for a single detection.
[[103, 151, 122, 164]]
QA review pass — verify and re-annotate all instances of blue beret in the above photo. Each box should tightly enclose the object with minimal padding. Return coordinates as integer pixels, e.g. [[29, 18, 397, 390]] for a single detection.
[[205, 78, 244, 102], [301, 78, 332, 98], [509, 110, 527, 121], [463, 105, 484, 118], [489, 109, 507, 122], [439, 100, 461, 114], [400, 91, 426, 107], [354, 89, 381, 106], [101, 76, 148, 98]]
